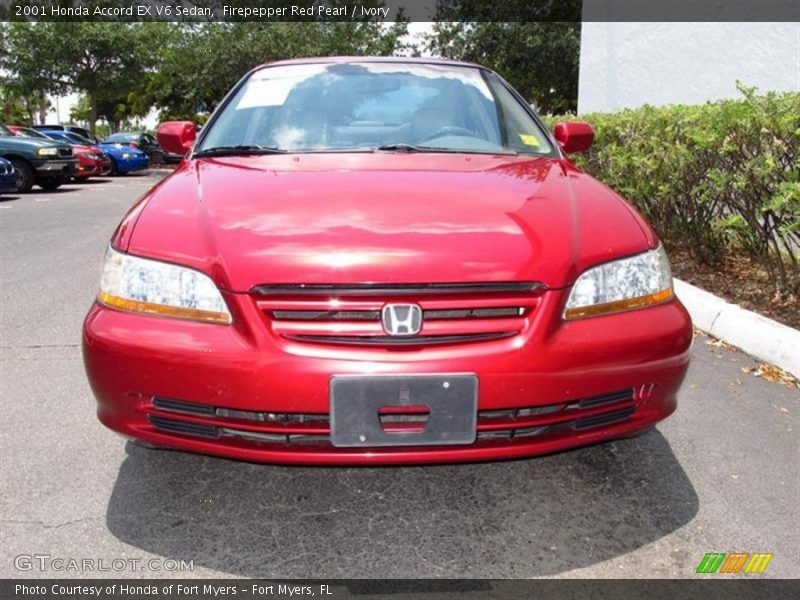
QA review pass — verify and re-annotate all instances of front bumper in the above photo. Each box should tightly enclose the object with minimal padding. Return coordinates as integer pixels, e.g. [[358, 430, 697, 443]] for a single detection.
[[115, 155, 150, 173], [76, 159, 112, 178], [33, 159, 77, 177], [83, 290, 692, 465]]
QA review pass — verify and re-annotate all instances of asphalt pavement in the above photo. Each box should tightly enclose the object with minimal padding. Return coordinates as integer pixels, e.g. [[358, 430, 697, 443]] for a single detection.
[[0, 173, 798, 579]]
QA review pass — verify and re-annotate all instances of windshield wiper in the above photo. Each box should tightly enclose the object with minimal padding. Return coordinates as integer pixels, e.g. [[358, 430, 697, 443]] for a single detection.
[[375, 143, 518, 156], [375, 143, 454, 153], [194, 144, 287, 157]]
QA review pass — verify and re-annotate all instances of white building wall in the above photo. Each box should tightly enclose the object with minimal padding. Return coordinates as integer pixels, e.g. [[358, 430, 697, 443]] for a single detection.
[[578, 22, 800, 114]]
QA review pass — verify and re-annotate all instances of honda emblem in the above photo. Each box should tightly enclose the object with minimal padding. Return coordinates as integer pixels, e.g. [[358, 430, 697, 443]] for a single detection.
[[381, 304, 422, 336]]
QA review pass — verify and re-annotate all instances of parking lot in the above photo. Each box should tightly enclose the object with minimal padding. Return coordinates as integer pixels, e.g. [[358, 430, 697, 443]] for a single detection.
[[0, 173, 798, 579]]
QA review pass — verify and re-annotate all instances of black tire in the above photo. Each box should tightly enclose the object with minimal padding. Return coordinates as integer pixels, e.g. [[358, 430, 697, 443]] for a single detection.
[[108, 158, 119, 176], [10, 159, 35, 193], [39, 179, 63, 191], [151, 150, 165, 165]]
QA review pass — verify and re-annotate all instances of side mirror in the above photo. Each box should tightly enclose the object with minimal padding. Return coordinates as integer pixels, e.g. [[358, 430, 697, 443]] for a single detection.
[[553, 121, 594, 154], [157, 121, 196, 156]]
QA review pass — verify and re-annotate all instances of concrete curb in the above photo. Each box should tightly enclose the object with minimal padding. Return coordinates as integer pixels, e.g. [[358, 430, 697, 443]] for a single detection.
[[674, 278, 800, 378]]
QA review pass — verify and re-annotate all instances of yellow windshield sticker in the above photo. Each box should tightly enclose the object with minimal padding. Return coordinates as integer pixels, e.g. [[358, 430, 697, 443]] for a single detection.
[[518, 134, 540, 147]]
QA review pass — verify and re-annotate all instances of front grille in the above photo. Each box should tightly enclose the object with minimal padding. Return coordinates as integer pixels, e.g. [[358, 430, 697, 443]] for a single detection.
[[252, 282, 543, 296], [475, 389, 636, 439], [153, 396, 328, 424], [273, 307, 524, 321], [285, 332, 516, 345], [146, 388, 640, 447], [58, 147, 73, 157], [255, 282, 541, 347], [148, 415, 217, 438], [153, 397, 215, 417], [575, 389, 634, 410], [273, 310, 381, 321], [424, 307, 523, 319], [573, 406, 636, 430], [219, 428, 329, 445]]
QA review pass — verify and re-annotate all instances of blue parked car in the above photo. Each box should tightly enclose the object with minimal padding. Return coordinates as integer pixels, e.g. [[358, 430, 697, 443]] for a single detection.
[[0, 157, 17, 194], [40, 130, 150, 175]]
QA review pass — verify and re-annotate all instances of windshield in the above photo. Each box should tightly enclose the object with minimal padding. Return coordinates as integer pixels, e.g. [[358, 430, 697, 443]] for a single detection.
[[0, 124, 12, 137], [197, 62, 553, 156], [106, 133, 136, 142], [20, 128, 51, 139], [65, 133, 92, 145]]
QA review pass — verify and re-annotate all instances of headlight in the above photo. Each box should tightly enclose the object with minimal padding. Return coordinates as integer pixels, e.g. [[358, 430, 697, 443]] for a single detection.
[[121, 152, 133, 159], [37, 147, 59, 156], [98, 247, 232, 324], [78, 152, 95, 159], [564, 245, 673, 319]]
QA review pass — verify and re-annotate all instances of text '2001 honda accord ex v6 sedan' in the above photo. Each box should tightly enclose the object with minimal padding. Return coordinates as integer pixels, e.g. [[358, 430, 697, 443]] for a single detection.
[[82, 57, 692, 465]]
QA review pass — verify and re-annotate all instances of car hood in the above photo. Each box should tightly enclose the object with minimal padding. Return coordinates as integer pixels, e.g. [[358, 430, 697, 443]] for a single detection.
[[97, 143, 146, 157], [0, 135, 67, 151], [122, 153, 655, 291]]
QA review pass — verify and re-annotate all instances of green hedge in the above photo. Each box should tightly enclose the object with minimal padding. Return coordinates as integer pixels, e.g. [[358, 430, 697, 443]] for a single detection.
[[544, 86, 800, 296]]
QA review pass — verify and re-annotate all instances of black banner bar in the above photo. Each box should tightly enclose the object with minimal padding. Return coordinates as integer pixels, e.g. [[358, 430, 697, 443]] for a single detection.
[[2, 579, 799, 600], [1, 0, 799, 22]]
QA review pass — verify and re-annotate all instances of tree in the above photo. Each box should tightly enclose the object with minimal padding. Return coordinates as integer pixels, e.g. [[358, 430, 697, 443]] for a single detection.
[[0, 22, 68, 122], [70, 93, 150, 132], [147, 21, 409, 120], [0, 22, 171, 134], [426, 22, 581, 114], [0, 20, 409, 129], [0, 84, 49, 124]]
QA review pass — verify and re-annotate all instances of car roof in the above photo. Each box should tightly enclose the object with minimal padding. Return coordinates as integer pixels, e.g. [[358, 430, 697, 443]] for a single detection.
[[258, 56, 484, 70], [38, 124, 88, 131]]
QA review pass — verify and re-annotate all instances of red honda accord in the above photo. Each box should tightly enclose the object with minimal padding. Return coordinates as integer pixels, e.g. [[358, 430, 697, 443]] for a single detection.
[[83, 58, 692, 465]]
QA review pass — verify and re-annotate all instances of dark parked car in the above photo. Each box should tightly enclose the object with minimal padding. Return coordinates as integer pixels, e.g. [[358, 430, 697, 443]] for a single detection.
[[103, 132, 181, 163], [32, 124, 97, 143], [0, 157, 17, 195], [41, 130, 149, 175], [0, 124, 77, 192]]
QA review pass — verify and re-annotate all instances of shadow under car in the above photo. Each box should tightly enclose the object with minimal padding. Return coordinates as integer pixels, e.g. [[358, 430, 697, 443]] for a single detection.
[[105, 428, 697, 578]]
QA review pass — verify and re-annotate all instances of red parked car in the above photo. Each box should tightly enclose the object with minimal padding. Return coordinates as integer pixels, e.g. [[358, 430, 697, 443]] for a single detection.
[[9, 126, 111, 179], [83, 58, 692, 465]]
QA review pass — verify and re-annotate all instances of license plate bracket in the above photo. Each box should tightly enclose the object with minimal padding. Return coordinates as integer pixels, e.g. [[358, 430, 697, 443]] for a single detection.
[[330, 374, 478, 447]]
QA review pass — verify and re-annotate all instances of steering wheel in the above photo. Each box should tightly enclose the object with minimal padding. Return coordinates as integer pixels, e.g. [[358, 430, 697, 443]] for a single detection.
[[419, 126, 476, 143]]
